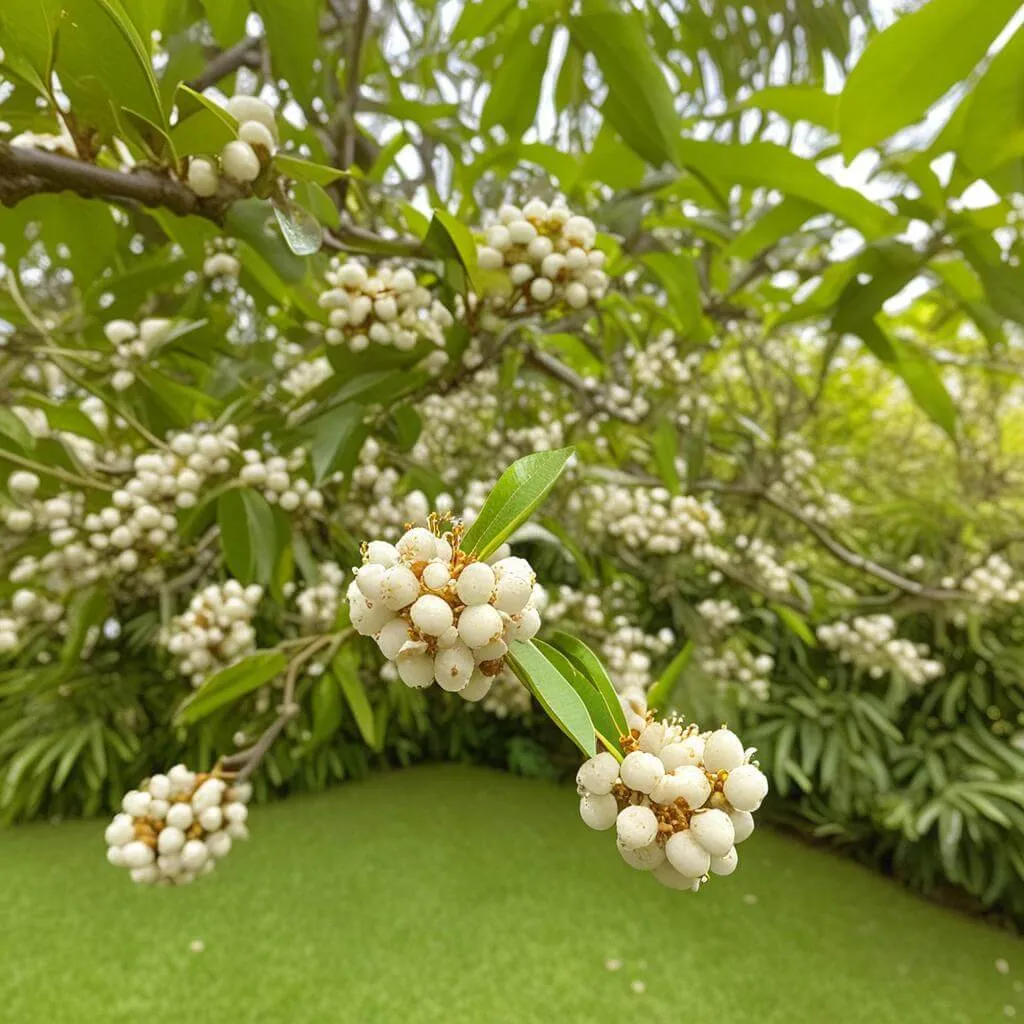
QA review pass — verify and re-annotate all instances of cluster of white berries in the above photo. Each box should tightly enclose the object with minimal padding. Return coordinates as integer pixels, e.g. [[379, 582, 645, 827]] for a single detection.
[[163, 580, 263, 686], [476, 199, 608, 312], [318, 260, 453, 354], [577, 693, 766, 891], [104, 766, 250, 886], [961, 555, 1023, 606], [697, 644, 773, 703], [347, 518, 541, 701], [571, 485, 724, 556], [696, 599, 742, 633], [202, 239, 241, 282], [237, 447, 324, 512], [293, 562, 345, 632], [103, 317, 174, 391], [185, 94, 277, 196], [281, 355, 333, 399], [817, 615, 943, 685], [729, 535, 793, 595]]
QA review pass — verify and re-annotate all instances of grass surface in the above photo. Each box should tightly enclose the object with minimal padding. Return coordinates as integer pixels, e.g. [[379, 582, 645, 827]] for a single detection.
[[1, 764, 1020, 1024]]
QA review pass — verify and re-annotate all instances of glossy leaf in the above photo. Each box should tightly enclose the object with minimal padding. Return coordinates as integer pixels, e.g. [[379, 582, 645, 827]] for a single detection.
[[333, 644, 377, 749], [175, 650, 289, 725], [548, 632, 630, 740], [217, 487, 279, 584]]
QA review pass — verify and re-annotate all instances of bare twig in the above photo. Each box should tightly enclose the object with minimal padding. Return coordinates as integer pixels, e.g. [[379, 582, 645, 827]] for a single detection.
[[187, 36, 262, 92], [336, 0, 371, 206]]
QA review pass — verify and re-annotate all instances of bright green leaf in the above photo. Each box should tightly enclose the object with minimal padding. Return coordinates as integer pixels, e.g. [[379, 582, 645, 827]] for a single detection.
[[176, 650, 289, 725], [218, 487, 280, 584]]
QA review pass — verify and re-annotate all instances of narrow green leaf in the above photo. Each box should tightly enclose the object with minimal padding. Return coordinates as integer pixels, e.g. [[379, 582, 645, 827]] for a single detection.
[[732, 85, 837, 130], [534, 639, 619, 752], [333, 644, 377, 749], [176, 650, 288, 725], [481, 24, 552, 137], [651, 418, 681, 494], [0, 0, 56, 95], [0, 408, 34, 451], [549, 631, 630, 740], [60, 585, 109, 667], [272, 199, 322, 256], [643, 251, 709, 340], [424, 209, 481, 294], [306, 403, 369, 484], [274, 153, 349, 186], [451, 0, 518, 42], [507, 639, 597, 757], [771, 604, 817, 647], [721, 198, 818, 262], [171, 83, 237, 154], [838, 0, 1019, 158], [217, 487, 279, 584], [250, 0, 320, 105], [646, 641, 694, 714], [461, 447, 575, 559], [198, 0, 248, 49]]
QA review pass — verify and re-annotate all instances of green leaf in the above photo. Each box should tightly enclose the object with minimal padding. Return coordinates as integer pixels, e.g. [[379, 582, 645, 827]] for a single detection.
[[461, 447, 575, 559], [306, 403, 369, 484], [721, 198, 817, 262], [0, 408, 34, 451], [52, 0, 166, 138], [251, 0, 320, 105], [837, 0, 1020, 158], [549, 632, 630, 741], [424, 209, 481, 294], [570, 0, 679, 167], [507, 639, 596, 757], [303, 671, 344, 752], [273, 153, 349, 186], [198, 0, 248, 49], [272, 198, 322, 256], [217, 487, 279, 585], [646, 642, 694, 714], [650, 418, 681, 494], [451, 0, 518, 42], [0, 0, 57, 95], [170, 83, 237, 154], [60, 585, 109, 667], [732, 85, 837, 130], [677, 139, 896, 239], [642, 251, 709, 340], [332, 644, 377, 750], [533, 639, 619, 751], [481, 24, 552, 138], [19, 396, 104, 443], [772, 604, 817, 647], [226, 199, 309, 284], [176, 650, 288, 725]]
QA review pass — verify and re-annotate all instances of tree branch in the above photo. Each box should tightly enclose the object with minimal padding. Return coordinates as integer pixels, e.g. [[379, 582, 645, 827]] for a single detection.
[[187, 36, 262, 92]]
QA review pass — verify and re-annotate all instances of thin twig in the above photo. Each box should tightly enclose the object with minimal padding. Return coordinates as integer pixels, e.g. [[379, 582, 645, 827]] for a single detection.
[[336, 0, 371, 206], [187, 37, 262, 92]]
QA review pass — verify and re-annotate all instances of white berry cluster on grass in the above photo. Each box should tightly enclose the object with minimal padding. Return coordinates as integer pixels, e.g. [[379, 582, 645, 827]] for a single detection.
[[318, 259, 453, 354], [347, 517, 541, 701], [162, 580, 263, 686], [293, 562, 345, 632], [185, 94, 277, 196], [577, 694, 767, 892], [961, 554, 1023, 606], [104, 766, 250, 886], [571, 484, 725, 556], [237, 446, 325, 512], [817, 615, 943, 685], [103, 316, 174, 391], [475, 199, 608, 312]]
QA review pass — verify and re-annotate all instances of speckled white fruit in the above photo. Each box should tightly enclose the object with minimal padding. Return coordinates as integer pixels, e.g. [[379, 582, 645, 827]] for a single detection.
[[198, 806, 223, 832], [710, 846, 738, 876], [638, 721, 666, 755], [181, 839, 209, 871], [380, 564, 420, 610], [617, 838, 666, 871], [104, 815, 134, 847], [396, 527, 436, 563], [659, 736, 705, 771], [576, 752, 620, 796], [665, 830, 710, 878], [616, 804, 658, 850], [505, 607, 541, 642], [396, 646, 435, 688], [226, 95, 276, 136], [652, 859, 699, 891], [165, 803, 193, 830], [492, 572, 532, 614], [689, 808, 735, 857], [224, 802, 247, 824], [672, 765, 713, 809], [723, 763, 768, 812], [456, 561, 496, 606], [458, 603, 504, 649], [421, 560, 451, 591], [221, 139, 261, 183], [619, 751, 665, 794], [356, 563, 386, 602], [729, 809, 755, 844], [122, 790, 151, 817], [365, 541, 399, 567], [434, 643, 475, 691], [157, 826, 186, 854], [106, 846, 126, 867], [702, 729, 745, 772], [122, 840, 155, 869], [579, 792, 618, 831], [458, 668, 492, 702], [147, 774, 171, 800], [435, 624, 460, 649], [376, 616, 410, 660], [410, 594, 454, 636], [492, 556, 534, 582], [207, 831, 233, 859], [238, 119, 275, 154], [186, 157, 219, 197]]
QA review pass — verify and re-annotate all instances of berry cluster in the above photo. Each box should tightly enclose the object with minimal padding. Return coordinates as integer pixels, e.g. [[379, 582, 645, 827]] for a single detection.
[[282, 355, 333, 399], [104, 766, 250, 886], [961, 554, 1023, 606], [816, 615, 943, 685], [163, 580, 263, 686], [185, 95, 277, 195], [237, 446, 325, 512], [476, 200, 608, 312], [103, 317, 174, 391], [577, 695, 767, 891], [319, 259, 453, 353], [347, 518, 541, 701], [293, 562, 345, 632]]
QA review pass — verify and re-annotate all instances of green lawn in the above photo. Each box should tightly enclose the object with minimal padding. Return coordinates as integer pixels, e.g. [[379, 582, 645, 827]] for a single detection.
[[0, 764, 1019, 1023]]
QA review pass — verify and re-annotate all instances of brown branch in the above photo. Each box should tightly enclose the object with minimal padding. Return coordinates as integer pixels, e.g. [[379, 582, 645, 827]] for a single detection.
[[337, 0, 371, 206], [187, 36, 262, 92]]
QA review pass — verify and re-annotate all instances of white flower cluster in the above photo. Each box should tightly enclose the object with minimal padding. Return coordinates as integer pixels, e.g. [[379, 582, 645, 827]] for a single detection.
[[961, 555, 1023, 606], [203, 240, 241, 282], [186, 95, 277, 196], [294, 562, 345, 632], [103, 316, 174, 391], [817, 615, 943, 685], [163, 580, 263, 686], [104, 766, 250, 886], [476, 199, 608, 311], [347, 519, 541, 701], [577, 695, 766, 892], [697, 644, 773, 703], [696, 599, 742, 633], [319, 260, 453, 353], [281, 355, 333, 399], [571, 484, 725, 556], [237, 447, 325, 512]]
